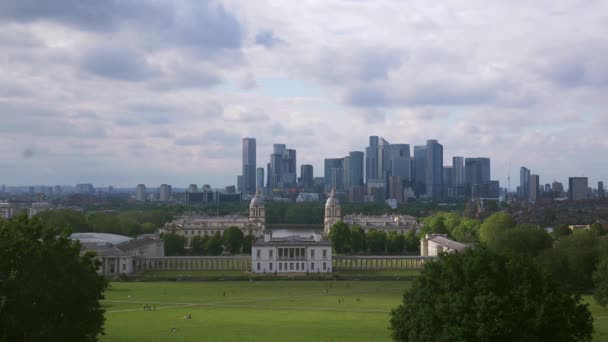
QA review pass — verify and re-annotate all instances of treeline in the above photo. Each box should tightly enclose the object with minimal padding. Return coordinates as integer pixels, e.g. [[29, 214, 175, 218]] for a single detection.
[[35, 208, 175, 236], [163, 227, 256, 256], [328, 222, 419, 255]]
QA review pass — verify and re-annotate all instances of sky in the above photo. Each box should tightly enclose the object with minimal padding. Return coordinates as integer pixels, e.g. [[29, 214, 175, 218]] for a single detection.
[[0, 0, 607, 189]]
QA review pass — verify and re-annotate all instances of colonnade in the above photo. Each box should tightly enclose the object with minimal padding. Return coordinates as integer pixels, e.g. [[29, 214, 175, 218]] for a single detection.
[[332, 256, 436, 270], [134, 256, 251, 272]]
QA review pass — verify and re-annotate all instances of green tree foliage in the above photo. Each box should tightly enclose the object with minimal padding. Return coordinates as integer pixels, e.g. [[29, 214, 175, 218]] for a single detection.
[[590, 223, 605, 236], [222, 227, 244, 254], [450, 218, 480, 243], [553, 224, 572, 239], [538, 231, 599, 290], [35, 209, 91, 232], [390, 246, 593, 342], [403, 230, 420, 254], [190, 235, 208, 256], [350, 226, 366, 253], [478, 212, 517, 243], [487, 225, 553, 257], [366, 229, 386, 254], [0, 215, 108, 341], [205, 232, 223, 256], [386, 232, 405, 255], [163, 233, 187, 256], [329, 222, 351, 254], [420, 212, 480, 243], [242, 233, 256, 255], [593, 258, 608, 307]]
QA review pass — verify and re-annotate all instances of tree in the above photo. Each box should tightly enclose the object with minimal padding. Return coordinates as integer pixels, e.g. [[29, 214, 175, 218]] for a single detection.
[[205, 232, 223, 256], [593, 258, 608, 307], [222, 227, 244, 254], [0, 215, 108, 341], [190, 235, 208, 256], [163, 233, 186, 256], [450, 218, 480, 243], [390, 246, 593, 342], [36, 209, 91, 233], [329, 221, 351, 254], [403, 230, 419, 254], [242, 233, 256, 255], [590, 223, 605, 236], [366, 229, 386, 254], [487, 225, 553, 257], [553, 224, 572, 239], [350, 226, 366, 253], [386, 232, 405, 255], [478, 212, 516, 243]]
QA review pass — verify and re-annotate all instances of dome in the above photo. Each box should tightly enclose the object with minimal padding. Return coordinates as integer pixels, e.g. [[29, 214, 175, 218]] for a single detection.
[[325, 188, 339, 207], [250, 189, 264, 208]]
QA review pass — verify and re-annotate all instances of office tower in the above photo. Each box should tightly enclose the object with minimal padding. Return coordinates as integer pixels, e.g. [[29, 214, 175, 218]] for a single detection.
[[136, 184, 147, 201], [452, 157, 465, 187], [529, 175, 540, 202], [599, 181, 605, 198], [425, 140, 443, 199], [366, 136, 379, 183], [256, 167, 265, 189], [413, 145, 427, 196], [348, 151, 364, 189], [520, 167, 530, 200], [389, 176, 403, 203], [324, 158, 344, 191], [386, 144, 411, 182], [1, 184, 5, 193], [268, 144, 297, 189], [300, 165, 314, 189], [159, 184, 172, 201], [343, 155, 351, 191], [377, 137, 390, 180], [237, 175, 244, 193], [242, 138, 256, 194], [551, 181, 564, 198], [76, 183, 94, 194], [188, 184, 198, 192], [465, 157, 491, 197], [53, 185, 62, 195], [443, 166, 453, 197], [285, 149, 297, 187], [569, 177, 589, 200]]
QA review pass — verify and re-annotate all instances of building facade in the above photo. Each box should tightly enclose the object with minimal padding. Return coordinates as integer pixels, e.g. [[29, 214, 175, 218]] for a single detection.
[[425, 140, 443, 199], [242, 138, 257, 194], [251, 232, 332, 274], [136, 184, 147, 201], [569, 177, 589, 201], [159, 184, 172, 202], [420, 234, 468, 257]]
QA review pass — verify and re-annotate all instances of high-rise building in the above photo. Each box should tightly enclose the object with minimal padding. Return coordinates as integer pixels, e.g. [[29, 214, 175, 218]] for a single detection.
[[343, 155, 351, 191], [300, 165, 314, 189], [529, 175, 540, 203], [442, 166, 453, 197], [76, 183, 94, 194], [237, 175, 244, 193], [552, 181, 564, 198], [136, 184, 147, 202], [53, 185, 62, 195], [1, 184, 5, 193], [569, 177, 589, 201], [520, 167, 530, 200], [268, 144, 297, 189], [324, 158, 344, 191], [242, 138, 256, 194], [256, 167, 265, 189], [348, 151, 364, 189], [452, 157, 465, 187], [188, 184, 198, 192], [389, 176, 403, 203], [386, 144, 411, 183], [413, 146, 427, 197], [159, 184, 172, 201], [425, 140, 443, 199], [365, 136, 379, 183], [599, 181, 605, 198], [465, 157, 491, 198]]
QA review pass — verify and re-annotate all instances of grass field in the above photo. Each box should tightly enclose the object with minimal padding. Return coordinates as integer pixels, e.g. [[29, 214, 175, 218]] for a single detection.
[[101, 281, 608, 341]]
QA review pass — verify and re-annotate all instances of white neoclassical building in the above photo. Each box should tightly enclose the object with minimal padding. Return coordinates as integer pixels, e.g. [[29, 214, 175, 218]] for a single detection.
[[323, 189, 421, 234], [420, 234, 468, 257], [251, 232, 332, 274], [165, 189, 266, 246]]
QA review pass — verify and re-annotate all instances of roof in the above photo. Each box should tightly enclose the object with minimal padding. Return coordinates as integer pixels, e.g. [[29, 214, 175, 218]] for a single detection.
[[80, 242, 127, 257], [117, 236, 160, 252], [253, 235, 331, 246], [71, 233, 132, 245], [427, 235, 468, 252]]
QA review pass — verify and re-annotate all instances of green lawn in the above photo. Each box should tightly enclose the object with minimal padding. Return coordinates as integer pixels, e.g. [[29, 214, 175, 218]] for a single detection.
[[101, 281, 608, 341]]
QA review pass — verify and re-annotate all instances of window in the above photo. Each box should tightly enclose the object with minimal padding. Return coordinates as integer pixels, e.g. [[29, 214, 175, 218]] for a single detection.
[[322, 249, 327, 259], [311, 262, 315, 270], [290, 263, 294, 270], [257, 263, 260, 270], [301, 263, 304, 270], [296, 263, 299, 271], [122, 264, 126, 271], [279, 263, 282, 271], [301, 248, 305, 257], [269, 250, 273, 258], [279, 248, 283, 258], [323, 262, 327, 270], [269, 263, 273, 271], [295, 248, 300, 258], [256, 249, 261, 258], [311, 249, 315, 258]]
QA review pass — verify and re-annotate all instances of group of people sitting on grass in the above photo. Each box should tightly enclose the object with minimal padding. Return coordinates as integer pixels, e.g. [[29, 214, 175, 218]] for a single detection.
[[143, 305, 156, 311]]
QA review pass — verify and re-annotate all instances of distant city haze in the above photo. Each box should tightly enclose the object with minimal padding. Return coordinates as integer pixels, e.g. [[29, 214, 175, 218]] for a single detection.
[[0, 1, 606, 187]]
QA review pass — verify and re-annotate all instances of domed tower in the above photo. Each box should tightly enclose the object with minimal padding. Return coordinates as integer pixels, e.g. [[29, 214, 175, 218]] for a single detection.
[[249, 188, 265, 225], [324, 189, 341, 234]]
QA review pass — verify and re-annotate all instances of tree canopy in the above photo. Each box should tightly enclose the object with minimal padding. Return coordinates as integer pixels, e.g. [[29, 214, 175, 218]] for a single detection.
[[222, 226, 244, 254], [390, 246, 593, 342], [163, 233, 187, 256], [478, 212, 516, 243], [0, 215, 108, 341], [329, 221, 351, 254]]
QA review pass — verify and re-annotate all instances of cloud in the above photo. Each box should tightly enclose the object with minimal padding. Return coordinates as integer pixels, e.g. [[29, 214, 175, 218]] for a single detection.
[[255, 31, 284, 48], [80, 45, 156, 81], [175, 135, 201, 146]]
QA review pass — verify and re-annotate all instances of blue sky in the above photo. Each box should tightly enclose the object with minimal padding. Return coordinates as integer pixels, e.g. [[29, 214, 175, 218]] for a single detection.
[[0, 0, 607, 188]]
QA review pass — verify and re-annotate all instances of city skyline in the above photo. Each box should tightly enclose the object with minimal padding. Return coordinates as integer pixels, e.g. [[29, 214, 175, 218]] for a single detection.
[[1, 1, 607, 187]]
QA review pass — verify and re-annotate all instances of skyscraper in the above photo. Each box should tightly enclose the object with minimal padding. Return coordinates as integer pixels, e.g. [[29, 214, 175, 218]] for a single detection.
[[386, 144, 411, 182], [465, 157, 491, 197], [159, 184, 172, 201], [366, 136, 379, 183], [268, 144, 297, 189], [300, 165, 314, 189], [520, 167, 530, 200], [348, 151, 364, 189], [136, 184, 147, 201], [425, 140, 443, 199], [569, 177, 589, 201], [413, 146, 427, 197], [529, 174, 540, 202], [452, 157, 465, 187], [324, 158, 344, 191], [242, 138, 256, 194], [256, 167, 265, 189], [599, 181, 605, 198]]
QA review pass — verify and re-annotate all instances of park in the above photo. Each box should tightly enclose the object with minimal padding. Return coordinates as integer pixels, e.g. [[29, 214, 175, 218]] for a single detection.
[[101, 277, 608, 341]]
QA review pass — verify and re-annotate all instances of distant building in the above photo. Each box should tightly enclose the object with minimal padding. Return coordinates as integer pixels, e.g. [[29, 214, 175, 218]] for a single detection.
[[242, 138, 257, 194], [389, 176, 403, 203], [256, 167, 265, 189], [520, 167, 530, 200], [412, 146, 427, 197], [426, 140, 443, 199], [300, 164, 314, 189], [53, 185, 62, 195], [324, 158, 344, 191], [251, 232, 332, 274], [76, 183, 94, 194], [225, 185, 236, 194], [136, 184, 147, 202], [188, 184, 199, 192], [420, 234, 468, 257], [323, 189, 341, 233], [569, 177, 589, 201], [0, 202, 16, 219], [529, 174, 540, 203], [552, 181, 564, 198], [599, 181, 605, 198], [268, 144, 297, 189], [29, 202, 51, 218], [348, 151, 364, 189], [296, 192, 320, 202], [159, 184, 172, 201]]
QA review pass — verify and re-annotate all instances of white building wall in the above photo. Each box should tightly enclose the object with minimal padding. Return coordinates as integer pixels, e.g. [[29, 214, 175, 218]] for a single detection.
[[252, 245, 332, 274]]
